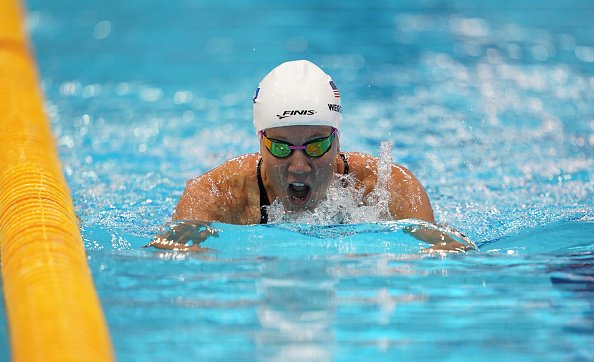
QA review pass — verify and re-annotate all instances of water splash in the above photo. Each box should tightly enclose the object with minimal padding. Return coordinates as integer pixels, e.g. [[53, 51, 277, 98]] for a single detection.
[[267, 141, 395, 225], [363, 140, 393, 220]]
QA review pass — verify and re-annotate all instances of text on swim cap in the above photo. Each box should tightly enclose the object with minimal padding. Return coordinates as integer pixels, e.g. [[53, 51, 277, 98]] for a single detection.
[[276, 110, 317, 119], [328, 104, 342, 113]]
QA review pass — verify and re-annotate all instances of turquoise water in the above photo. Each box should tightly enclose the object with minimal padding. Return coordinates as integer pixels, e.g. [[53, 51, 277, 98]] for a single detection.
[[1, 0, 593, 360]]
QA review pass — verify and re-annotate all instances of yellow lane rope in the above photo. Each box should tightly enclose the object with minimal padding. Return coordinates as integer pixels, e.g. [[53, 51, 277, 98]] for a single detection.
[[0, 1, 114, 361]]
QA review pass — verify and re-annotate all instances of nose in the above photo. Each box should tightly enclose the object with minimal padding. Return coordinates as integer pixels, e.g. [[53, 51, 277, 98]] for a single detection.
[[287, 149, 312, 175]]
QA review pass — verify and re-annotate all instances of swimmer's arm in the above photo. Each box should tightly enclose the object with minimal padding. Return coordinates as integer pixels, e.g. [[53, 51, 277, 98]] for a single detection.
[[388, 164, 435, 222], [144, 176, 225, 251], [173, 175, 225, 222], [148, 155, 260, 251], [405, 224, 476, 252], [389, 165, 475, 251], [173, 154, 257, 223], [144, 220, 217, 252], [146, 173, 232, 251]]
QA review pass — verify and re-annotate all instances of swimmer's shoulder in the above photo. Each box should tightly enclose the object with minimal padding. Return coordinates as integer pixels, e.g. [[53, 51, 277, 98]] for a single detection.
[[214, 153, 260, 179], [341, 152, 379, 178], [341, 151, 433, 221], [176, 153, 261, 222], [342, 152, 376, 168], [342, 151, 416, 181]]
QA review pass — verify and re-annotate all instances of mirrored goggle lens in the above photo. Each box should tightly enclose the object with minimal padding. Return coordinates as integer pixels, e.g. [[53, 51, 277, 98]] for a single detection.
[[305, 141, 326, 157], [270, 142, 291, 157], [261, 130, 335, 158]]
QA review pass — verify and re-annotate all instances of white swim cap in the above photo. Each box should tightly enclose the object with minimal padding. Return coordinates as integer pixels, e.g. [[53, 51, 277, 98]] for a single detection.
[[253, 60, 342, 134]]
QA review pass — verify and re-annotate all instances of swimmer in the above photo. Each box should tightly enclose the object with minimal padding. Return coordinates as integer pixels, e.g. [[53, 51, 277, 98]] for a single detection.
[[147, 60, 474, 252]]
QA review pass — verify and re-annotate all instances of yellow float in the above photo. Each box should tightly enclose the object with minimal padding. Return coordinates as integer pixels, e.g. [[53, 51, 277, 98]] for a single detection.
[[0, 0, 114, 360]]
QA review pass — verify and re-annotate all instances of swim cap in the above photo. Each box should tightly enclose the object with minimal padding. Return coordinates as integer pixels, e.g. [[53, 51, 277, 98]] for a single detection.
[[253, 60, 342, 134]]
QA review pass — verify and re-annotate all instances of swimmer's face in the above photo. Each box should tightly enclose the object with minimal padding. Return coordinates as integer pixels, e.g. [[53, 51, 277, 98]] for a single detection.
[[260, 125, 340, 212]]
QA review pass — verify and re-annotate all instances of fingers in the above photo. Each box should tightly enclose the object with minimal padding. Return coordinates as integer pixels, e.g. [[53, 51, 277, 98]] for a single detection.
[[144, 237, 188, 251], [421, 241, 473, 253], [144, 221, 218, 251]]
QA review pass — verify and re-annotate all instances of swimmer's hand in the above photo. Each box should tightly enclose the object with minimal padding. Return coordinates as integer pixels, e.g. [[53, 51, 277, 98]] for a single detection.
[[144, 220, 218, 252], [403, 221, 477, 253]]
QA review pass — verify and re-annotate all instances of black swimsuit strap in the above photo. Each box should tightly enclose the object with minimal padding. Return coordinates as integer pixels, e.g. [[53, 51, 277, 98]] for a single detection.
[[256, 158, 270, 224], [256, 154, 349, 225], [339, 153, 349, 175]]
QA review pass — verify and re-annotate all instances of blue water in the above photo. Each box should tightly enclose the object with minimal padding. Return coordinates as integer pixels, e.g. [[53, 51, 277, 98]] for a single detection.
[[1, 0, 593, 361]]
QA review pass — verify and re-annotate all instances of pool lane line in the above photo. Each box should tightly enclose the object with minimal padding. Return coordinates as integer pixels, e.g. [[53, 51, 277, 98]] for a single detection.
[[0, 1, 114, 361]]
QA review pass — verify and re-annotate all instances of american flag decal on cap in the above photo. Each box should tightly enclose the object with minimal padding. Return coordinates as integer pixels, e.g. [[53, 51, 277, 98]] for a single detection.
[[329, 80, 340, 98]]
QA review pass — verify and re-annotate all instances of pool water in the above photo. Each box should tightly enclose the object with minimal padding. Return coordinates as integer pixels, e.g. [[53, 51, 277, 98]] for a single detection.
[[1, 0, 593, 360]]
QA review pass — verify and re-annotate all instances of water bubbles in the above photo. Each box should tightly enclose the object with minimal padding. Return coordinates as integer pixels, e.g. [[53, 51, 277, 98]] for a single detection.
[[116, 82, 130, 95], [81, 114, 91, 125], [111, 233, 131, 250], [140, 87, 163, 102], [60, 81, 81, 96], [449, 16, 490, 38], [44, 101, 59, 120], [527, 97, 543, 112], [181, 110, 195, 122], [575, 46, 594, 63], [506, 43, 523, 60], [60, 135, 75, 149], [558, 33, 576, 51], [173, 90, 194, 105], [531, 44, 551, 62], [93, 21, 111, 40], [82, 84, 102, 98], [395, 13, 434, 33], [459, 40, 482, 57], [434, 53, 454, 68], [365, 141, 393, 220], [485, 48, 503, 64]]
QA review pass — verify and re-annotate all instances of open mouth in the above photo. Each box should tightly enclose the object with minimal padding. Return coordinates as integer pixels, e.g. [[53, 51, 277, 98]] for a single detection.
[[288, 182, 311, 205]]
